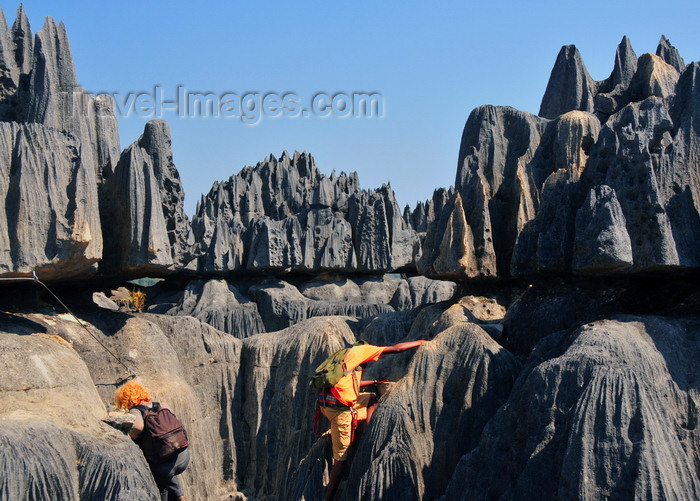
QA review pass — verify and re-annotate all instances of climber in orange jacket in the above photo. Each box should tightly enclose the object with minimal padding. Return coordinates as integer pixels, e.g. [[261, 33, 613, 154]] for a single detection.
[[317, 339, 428, 501]]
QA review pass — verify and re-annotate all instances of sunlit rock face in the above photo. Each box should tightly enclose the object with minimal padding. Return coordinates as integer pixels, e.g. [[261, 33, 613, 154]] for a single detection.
[[2, 12, 700, 501], [0, 7, 119, 280], [423, 36, 699, 281], [99, 120, 194, 276], [190, 150, 424, 274], [0, 122, 103, 279], [1, 6, 429, 282]]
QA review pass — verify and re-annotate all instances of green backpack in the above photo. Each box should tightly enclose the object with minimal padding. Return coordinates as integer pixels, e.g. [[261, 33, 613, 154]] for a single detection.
[[310, 341, 366, 389]]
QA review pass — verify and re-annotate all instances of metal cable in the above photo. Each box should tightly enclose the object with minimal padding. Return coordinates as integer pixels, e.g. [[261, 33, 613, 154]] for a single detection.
[[0, 271, 137, 377]]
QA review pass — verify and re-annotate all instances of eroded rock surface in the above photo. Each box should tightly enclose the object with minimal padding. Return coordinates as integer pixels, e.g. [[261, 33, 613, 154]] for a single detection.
[[0, 7, 119, 182], [0, 122, 102, 279], [339, 319, 520, 501], [1, 13, 699, 501], [0, 309, 246, 500], [0, 315, 158, 500], [146, 275, 456, 336], [165, 278, 265, 338], [100, 120, 194, 276], [191, 151, 422, 274], [2, 273, 700, 501], [423, 36, 700, 281], [442, 315, 700, 500], [0, 8, 117, 280]]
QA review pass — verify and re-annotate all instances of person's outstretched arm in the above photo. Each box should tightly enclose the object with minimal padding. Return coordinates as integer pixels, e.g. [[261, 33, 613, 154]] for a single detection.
[[381, 339, 428, 355]]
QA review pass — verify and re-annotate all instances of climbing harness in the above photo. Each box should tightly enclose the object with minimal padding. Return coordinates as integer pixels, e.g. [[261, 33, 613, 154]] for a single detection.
[[0, 271, 137, 378], [317, 392, 348, 408], [315, 392, 359, 443], [350, 407, 358, 444]]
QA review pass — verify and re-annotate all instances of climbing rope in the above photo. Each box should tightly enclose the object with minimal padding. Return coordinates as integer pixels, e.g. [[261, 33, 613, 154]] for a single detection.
[[0, 271, 137, 377]]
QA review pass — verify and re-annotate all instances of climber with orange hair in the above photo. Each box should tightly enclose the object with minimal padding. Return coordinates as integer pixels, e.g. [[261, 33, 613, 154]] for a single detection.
[[115, 381, 190, 501], [115, 380, 152, 415]]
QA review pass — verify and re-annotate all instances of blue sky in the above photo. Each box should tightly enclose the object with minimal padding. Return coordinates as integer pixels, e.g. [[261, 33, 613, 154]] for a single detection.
[[2, 1, 698, 216]]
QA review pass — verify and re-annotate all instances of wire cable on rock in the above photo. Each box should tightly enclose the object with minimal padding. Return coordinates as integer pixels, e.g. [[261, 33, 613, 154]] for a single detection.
[[0, 271, 137, 378]]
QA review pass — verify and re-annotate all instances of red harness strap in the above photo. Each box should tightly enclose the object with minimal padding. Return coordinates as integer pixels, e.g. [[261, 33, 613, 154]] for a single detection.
[[350, 407, 358, 443], [315, 392, 358, 445]]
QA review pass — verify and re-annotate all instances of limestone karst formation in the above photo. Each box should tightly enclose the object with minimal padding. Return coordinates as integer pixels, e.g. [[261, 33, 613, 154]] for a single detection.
[[419, 35, 700, 280], [0, 6, 118, 280], [0, 6, 429, 282], [190, 151, 423, 274], [1, 5, 700, 500]]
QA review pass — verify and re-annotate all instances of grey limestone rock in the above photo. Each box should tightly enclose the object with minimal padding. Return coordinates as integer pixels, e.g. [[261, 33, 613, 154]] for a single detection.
[[100, 120, 194, 276], [338, 314, 521, 501], [539, 45, 598, 119], [249, 278, 310, 332], [379, 185, 420, 270], [158, 274, 455, 337], [306, 301, 394, 320], [550, 110, 602, 177], [0, 10, 19, 102], [390, 280, 414, 310], [192, 152, 419, 274], [357, 308, 421, 348], [0, 122, 102, 279], [246, 215, 304, 270], [584, 97, 680, 271], [429, 36, 700, 281], [442, 315, 700, 500], [21, 15, 120, 183], [140, 314, 244, 500], [512, 168, 582, 274], [657, 34, 686, 73], [667, 62, 700, 267], [458, 106, 544, 274], [456, 294, 506, 324], [407, 275, 456, 308], [92, 291, 120, 311], [299, 276, 364, 301], [238, 316, 358, 499], [169, 279, 265, 338], [573, 184, 633, 273], [601, 36, 638, 93], [416, 187, 456, 276], [3, 278, 700, 501], [287, 432, 334, 501], [299, 208, 356, 271], [508, 110, 601, 275], [408, 200, 429, 233], [26, 311, 246, 500], [390, 275, 456, 310], [248, 277, 407, 332], [24, 17, 78, 128], [628, 52, 680, 102], [0, 422, 159, 501], [244, 207, 359, 273], [355, 275, 403, 304], [347, 189, 393, 271], [11, 6, 32, 75], [0, 320, 159, 500], [595, 36, 638, 116], [0, 6, 30, 117], [0, 8, 128, 280], [421, 106, 545, 280]]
